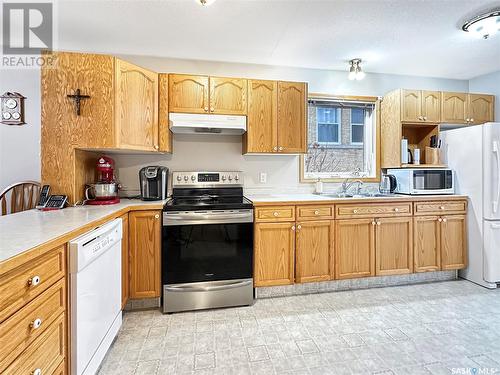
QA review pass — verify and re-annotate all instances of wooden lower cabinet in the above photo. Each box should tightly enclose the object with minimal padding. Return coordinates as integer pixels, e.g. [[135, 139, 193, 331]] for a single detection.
[[295, 220, 333, 283], [441, 215, 467, 270], [375, 217, 413, 275], [129, 210, 162, 298], [413, 216, 441, 272], [254, 222, 295, 286], [335, 219, 375, 279], [120, 213, 129, 309]]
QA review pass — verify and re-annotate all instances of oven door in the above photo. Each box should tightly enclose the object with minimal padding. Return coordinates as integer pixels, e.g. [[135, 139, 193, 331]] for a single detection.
[[162, 210, 253, 285], [411, 169, 454, 194]]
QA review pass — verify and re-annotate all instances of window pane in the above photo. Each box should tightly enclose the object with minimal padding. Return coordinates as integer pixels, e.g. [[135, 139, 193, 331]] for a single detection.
[[352, 124, 364, 143], [317, 107, 338, 123], [318, 123, 338, 143], [351, 108, 365, 124]]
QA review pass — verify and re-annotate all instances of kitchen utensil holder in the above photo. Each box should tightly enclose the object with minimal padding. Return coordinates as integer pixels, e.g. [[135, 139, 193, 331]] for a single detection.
[[425, 147, 440, 165]]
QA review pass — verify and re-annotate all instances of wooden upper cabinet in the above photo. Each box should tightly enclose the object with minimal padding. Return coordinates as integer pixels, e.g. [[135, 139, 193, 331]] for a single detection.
[[335, 219, 375, 279], [209, 76, 247, 115], [295, 220, 333, 283], [421, 91, 441, 123], [440, 215, 467, 270], [245, 80, 278, 153], [375, 217, 413, 275], [441, 92, 468, 124], [468, 94, 494, 125], [129, 210, 161, 298], [115, 59, 159, 151], [168, 74, 209, 114], [401, 90, 421, 122], [413, 216, 441, 272], [277, 81, 307, 153], [254, 222, 295, 287]]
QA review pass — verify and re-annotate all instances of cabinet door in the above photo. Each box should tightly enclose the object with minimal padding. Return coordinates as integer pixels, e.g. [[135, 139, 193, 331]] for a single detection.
[[335, 219, 375, 279], [254, 222, 295, 286], [440, 215, 467, 270], [413, 216, 440, 272], [375, 217, 413, 275], [277, 81, 307, 153], [401, 89, 421, 122], [120, 213, 129, 309], [421, 91, 441, 123], [129, 211, 161, 298], [295, 220, 333, 283], [158, 73, 172, 153], [245, 80, 278, 153], [115, 59, 159, 151], [209, 76, 247, 115], [441, 92, 468, 124], [168, 74, 209, 114], [468, 94, 494, 125]]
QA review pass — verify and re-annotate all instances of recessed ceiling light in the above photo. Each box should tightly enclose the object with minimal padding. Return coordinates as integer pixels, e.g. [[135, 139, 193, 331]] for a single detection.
[[197, 0, 216, 6], [462, 10, 500, 39], [348, 59, 365, 81]]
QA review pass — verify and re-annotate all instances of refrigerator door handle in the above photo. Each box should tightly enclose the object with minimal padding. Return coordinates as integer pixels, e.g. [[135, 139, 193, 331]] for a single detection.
[[493, 141, 500, 214]]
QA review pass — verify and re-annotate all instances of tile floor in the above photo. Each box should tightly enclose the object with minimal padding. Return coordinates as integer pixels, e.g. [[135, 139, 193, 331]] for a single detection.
[[99, 280, 500, 375]]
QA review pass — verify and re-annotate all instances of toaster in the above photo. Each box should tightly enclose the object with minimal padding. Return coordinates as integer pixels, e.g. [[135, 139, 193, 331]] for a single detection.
[[139, 166, 168, 201]]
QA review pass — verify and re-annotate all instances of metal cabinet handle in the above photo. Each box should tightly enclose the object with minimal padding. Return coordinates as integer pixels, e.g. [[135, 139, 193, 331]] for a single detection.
[[154, 214, 160, 219], [278, 146, 283, 151], [154, 145, 159, 150], [423, 116, 427, 121], [204, 106, 208, 112], [371, 221, 376, 226], [418, 116, 423, 120], [273, 212, 279, 217], [31, 318, 43, 330], [273, 146, 278, 151], [440, 206, 445, 210], [470, 118, 474, 122], [314, 210, 320, 215], [291, 225, 296, 231], [353, 209, 358, 213], [28, 276, 41, 287], [438, 218, 443, 222], [210, 107, 215, 112], [442, 218, 447, 223], [297, 225, 302, 230], [376, 221, 381, 226], [32, 369, 41, 375], [394, 208, 399, 212]]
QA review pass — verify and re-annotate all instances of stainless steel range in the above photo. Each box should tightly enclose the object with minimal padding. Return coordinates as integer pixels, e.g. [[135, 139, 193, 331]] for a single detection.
[[162, 171, 254, 313]]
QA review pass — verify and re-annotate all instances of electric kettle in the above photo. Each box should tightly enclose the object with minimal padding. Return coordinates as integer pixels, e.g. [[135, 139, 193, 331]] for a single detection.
[[379, 174, 397, 194]]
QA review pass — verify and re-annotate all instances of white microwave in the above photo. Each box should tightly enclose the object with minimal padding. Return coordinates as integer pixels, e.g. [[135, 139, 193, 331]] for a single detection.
[[387, 168, 454, 195]]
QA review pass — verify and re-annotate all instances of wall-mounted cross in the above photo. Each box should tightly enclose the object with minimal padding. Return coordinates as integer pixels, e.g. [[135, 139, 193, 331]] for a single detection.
[[67, 89, 90, 116]]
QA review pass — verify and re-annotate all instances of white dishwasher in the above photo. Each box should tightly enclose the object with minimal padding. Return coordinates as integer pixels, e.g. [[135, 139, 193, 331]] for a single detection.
[[69, 219, 122, 375]]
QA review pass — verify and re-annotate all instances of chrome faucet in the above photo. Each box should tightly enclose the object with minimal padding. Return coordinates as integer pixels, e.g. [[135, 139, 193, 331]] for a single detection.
[[341, 178, 364, 195]]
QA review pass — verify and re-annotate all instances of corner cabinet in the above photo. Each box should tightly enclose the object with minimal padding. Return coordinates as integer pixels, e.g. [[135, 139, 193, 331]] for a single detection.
[[244, 80, 307, 154], [129, 210, 162, 299]]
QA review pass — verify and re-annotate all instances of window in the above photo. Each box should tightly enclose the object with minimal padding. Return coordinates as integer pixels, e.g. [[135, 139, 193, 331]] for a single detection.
[[351, 108, 365, 145], [316, 107, 341, 145], [303, 97, 378, 180]]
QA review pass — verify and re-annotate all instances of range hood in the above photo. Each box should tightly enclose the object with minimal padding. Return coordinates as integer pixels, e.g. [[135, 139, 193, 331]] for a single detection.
[[169, 113, 246, 135]]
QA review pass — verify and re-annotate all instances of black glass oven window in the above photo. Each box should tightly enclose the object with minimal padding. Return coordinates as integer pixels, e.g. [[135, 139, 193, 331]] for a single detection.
[[413, 170, 452, 190], [162, 223, 253, 285]]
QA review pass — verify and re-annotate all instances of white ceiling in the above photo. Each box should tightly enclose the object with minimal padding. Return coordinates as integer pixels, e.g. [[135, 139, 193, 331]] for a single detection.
[[56, 0, 500, 80]]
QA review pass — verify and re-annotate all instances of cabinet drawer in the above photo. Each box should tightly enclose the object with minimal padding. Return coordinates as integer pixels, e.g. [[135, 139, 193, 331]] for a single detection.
[[414, 200, 467, 215], [255, 206, 295, 222], [0, 278, 65, 370], [296, 205, 334, 220], [336, 202, 412, 219], [0, 245, 65, 323], [3, 313, 65, 375]]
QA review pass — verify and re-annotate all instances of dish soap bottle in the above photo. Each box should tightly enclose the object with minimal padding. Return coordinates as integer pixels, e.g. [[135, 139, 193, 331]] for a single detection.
[[315, 178, 323, 194]]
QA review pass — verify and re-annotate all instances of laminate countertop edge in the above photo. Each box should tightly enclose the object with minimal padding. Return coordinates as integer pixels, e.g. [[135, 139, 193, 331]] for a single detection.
[[0, 199, 166, 274]]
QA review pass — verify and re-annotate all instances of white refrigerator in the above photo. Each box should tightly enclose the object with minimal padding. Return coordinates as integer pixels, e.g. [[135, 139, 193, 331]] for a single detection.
[[440, 122, 500, 288]]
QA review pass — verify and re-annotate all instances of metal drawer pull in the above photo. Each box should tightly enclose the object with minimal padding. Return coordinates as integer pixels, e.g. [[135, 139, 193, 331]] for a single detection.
[[31, 318, 43, 329], [353, 209, 358, 213], [314, 210, 320, 215], [165, 280, 252, 292], [28, 276, 41, 286], [154, 214, 160, 219], [394, 208, 399, 212], [440, 206, 445, 210], [273, 212, 279, 217], [32, 369, 41, 375]]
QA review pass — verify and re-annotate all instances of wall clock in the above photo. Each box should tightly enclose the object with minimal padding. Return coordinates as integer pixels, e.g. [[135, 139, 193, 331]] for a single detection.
[[1, 92, 26, 125]]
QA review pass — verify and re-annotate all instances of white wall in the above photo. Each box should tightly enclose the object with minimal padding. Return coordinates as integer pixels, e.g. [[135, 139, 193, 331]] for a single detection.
[[0, 69, 41, 192], [0, 55, 471, 194], [468, 70, 500, 121]]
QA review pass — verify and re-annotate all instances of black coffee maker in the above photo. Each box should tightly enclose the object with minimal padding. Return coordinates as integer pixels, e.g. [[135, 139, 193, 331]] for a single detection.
[[139, 166, 168, 200]]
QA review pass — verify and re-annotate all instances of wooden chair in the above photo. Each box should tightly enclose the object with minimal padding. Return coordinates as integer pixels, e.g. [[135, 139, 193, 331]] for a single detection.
[[0, 181, 41, 216]]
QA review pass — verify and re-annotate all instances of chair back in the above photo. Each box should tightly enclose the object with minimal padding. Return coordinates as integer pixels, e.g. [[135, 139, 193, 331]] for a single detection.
[[0, 181, 41, 216]]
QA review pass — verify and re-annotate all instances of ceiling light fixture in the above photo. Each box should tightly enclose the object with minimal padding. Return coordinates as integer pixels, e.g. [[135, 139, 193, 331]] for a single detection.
[[197, 0, 216, 6], [462, 10, 500, 39], [348, 59, 365, 81]]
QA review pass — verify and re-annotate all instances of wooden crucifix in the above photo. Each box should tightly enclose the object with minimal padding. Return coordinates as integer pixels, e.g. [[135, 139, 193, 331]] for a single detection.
[[67, 89, 90, 116]]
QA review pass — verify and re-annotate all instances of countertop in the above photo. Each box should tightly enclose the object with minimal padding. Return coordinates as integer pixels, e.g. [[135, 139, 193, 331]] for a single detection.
[[0, 199, 166, 271]]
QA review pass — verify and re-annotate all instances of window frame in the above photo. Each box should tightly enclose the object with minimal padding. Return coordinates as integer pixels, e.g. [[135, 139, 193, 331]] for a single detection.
[[316, 107, 341, 146], [300, 94, 381, 183], [350, 108, 365, 146]]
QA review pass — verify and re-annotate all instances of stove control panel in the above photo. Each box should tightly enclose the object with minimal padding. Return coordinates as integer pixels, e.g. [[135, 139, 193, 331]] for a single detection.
[[172, 171, 243, 187]]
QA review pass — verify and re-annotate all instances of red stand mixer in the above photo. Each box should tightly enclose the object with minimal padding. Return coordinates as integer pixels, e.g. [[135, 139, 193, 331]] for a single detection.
[[85, 156, 120, 205]]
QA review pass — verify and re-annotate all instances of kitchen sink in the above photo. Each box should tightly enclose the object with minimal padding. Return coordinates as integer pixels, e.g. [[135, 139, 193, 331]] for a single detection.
[[327, 193, 398, 198]]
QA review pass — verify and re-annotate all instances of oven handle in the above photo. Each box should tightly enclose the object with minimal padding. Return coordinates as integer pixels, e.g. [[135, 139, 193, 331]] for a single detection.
[[166, 212, 252, 221], [164, 280, 253, 292]]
